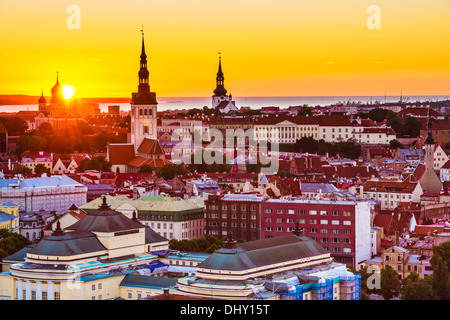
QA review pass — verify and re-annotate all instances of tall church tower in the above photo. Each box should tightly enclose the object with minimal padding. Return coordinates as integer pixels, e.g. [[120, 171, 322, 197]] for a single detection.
[[130, 29, 158, 149], [424, 108, 435, 169], [212, 56, 230, 109], [419, 107, 442, 194]]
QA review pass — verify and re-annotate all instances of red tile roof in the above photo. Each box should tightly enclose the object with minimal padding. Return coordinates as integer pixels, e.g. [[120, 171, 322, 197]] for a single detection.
[[108, 144, 136, 165], [137, 138, 165, 155]]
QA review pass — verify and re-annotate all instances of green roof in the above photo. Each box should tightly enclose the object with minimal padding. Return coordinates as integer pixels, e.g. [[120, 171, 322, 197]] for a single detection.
[[139, 196, 166, 201]]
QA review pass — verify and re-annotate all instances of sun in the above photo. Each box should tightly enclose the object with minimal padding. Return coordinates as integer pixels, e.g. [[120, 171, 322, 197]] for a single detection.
[[62, 85, 75, 99]]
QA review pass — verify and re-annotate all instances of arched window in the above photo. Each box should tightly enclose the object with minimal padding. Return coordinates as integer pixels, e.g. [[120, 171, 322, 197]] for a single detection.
[[139, 109, 143, 116]]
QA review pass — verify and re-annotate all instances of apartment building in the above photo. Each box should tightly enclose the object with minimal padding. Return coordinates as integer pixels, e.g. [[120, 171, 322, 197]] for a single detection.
[[260, 198, 371, 268]]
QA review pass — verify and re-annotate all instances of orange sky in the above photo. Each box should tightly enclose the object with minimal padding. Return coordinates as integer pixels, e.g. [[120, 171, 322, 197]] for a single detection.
[[0, 0, 449, 98]]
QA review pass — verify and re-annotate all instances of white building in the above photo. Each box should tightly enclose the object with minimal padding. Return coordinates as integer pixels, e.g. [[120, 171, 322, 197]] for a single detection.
[[360, 179, 423, 210], [0, 176, 87, 214]]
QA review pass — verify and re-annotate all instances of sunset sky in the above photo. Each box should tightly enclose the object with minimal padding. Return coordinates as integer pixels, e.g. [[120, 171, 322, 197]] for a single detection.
[[0, 0, 449, 98]]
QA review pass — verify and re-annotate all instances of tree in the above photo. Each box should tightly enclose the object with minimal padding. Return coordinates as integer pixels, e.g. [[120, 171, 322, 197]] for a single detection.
[[15, 134, 47, 157], [387, 114, 404, 135], [0, 117, 28, 136], [187, 151, 232, 174], [297, 105, 312, 116], [401, 272, 436, 300], [430, 241, 450, 274], [37, 122, 54, 138], [76, 156, 112, 172], [34, 163, 50, 175], [93, 132, 108, 152], [389, 139, 403, 149], [0, 229, 31, 260], [157, 163, 187, 180], [380, 265, 401, 300], [432, 256, 450, 300], [402, 116, 421, 137], [13, 164, 31, 175], [138, 164, 154, 173], [295, 136, 319, 154], [368, 108, 388, 123]]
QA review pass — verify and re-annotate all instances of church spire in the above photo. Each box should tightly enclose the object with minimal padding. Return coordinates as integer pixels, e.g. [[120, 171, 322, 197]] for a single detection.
[[213, 55, 227, 96], [132, 26, 157, 105], [425, 107, 435, 145]]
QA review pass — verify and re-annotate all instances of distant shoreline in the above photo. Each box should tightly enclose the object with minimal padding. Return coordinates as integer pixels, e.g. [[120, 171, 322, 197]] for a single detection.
[[1, 94, 449, 113]]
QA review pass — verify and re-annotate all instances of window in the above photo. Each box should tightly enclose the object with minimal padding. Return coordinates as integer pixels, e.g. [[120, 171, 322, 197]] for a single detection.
[[309, 210, 317, 215], [128, 291, 132, 299], [331, 220, 339, 225], [92, 284, 96, 290], [343, 221, 351, 226], [320, 228, 328, 233], [320, 211, 328, 216], [343, 211, 351, 217], [309, 219, 317, 224], [331, 211, 339, 216], [309, 228, 317, 233], [288, 209, 294, 215], [320, 220, 328, 225], [298, 210, 306, 215], [265, 209, 272, 214]]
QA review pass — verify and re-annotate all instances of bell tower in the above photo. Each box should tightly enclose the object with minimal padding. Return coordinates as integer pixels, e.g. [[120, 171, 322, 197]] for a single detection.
[[212, 55, 230, 109], [130, 27, 158, 150]]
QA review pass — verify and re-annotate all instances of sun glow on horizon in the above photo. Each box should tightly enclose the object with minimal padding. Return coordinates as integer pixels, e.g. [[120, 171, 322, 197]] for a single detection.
[[62, 85, 75, 99], [0, 0, 449, 97]]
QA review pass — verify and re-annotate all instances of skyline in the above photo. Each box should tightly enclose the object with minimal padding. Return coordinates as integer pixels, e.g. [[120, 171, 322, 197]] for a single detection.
[[1, 0, 449, 99]]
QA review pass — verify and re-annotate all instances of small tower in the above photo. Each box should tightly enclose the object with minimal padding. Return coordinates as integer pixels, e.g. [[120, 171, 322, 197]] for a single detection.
[[419, 107, 442, 194], [424, 107, 435, 169], [212, 55, 230, 109], [38, 89, 47, 111], [130, 27, 158, 149]]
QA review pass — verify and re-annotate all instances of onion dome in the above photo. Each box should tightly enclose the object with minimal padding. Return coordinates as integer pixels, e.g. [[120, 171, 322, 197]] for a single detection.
[[38, 89, 46, 104], [50, 72, 64, 104]]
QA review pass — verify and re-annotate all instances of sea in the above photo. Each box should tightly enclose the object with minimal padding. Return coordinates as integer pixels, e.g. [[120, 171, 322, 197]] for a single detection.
[[1, 95, 448, 114]]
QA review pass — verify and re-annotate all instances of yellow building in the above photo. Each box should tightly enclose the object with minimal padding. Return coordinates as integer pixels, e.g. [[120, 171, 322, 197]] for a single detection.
[[0, 202, 19, 233], [362, 245, 432, 280], [20, 151, 53, 174], [0, 196, 171, 300]]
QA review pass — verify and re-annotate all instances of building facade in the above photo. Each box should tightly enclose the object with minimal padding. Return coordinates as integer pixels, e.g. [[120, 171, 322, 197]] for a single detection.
[[260, 199, 372, 268], [204, 193, 265, 241]]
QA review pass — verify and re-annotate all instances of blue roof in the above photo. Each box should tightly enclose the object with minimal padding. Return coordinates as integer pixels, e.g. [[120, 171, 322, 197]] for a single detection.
[[0, 212, 17, 222], [0, 176, 84, 189], [0, 201, 19, 207], [301, 183, 339, 193]]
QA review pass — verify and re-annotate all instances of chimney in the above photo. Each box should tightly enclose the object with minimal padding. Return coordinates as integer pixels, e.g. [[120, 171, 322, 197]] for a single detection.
[[395, 231, 399, 246], [133, 188, 138, 200]]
